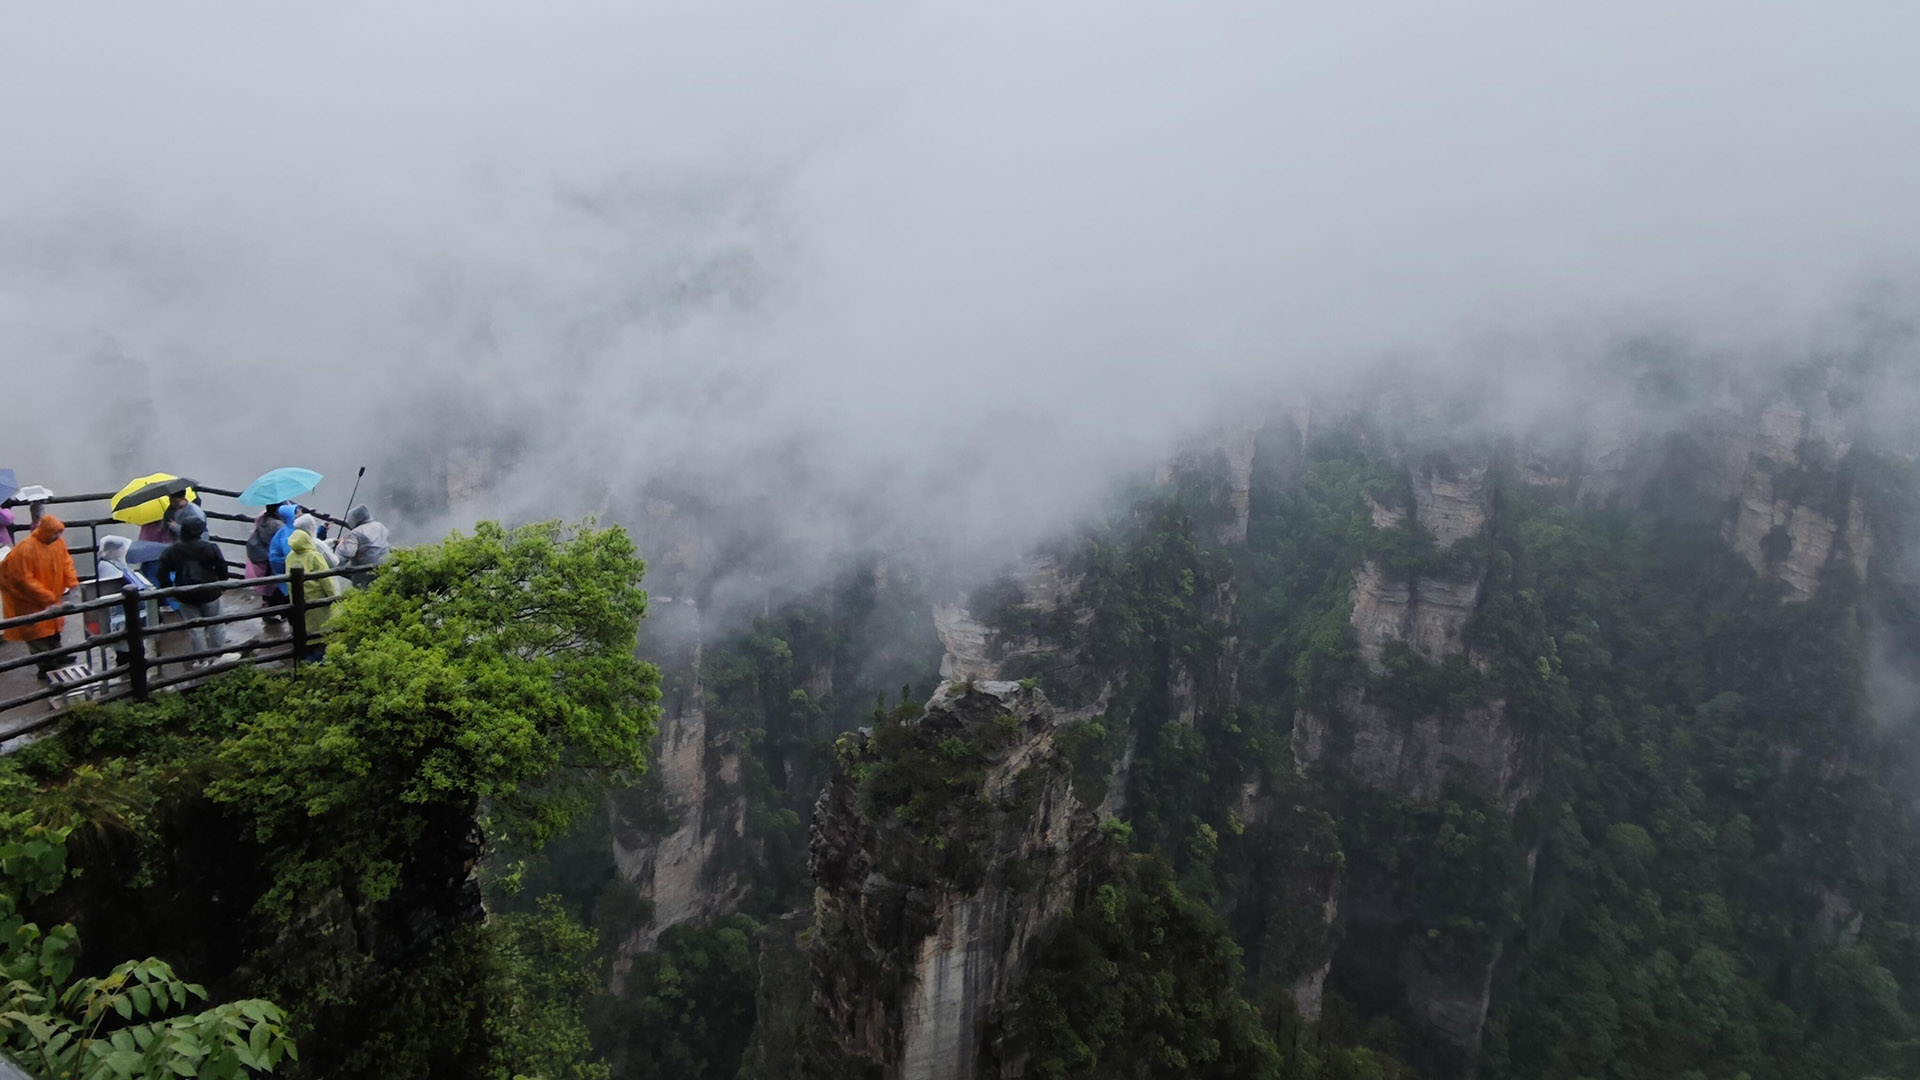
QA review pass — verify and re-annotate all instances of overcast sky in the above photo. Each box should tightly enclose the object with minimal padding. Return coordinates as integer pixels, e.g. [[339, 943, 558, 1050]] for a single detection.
[[4, 2, 1920, 563]]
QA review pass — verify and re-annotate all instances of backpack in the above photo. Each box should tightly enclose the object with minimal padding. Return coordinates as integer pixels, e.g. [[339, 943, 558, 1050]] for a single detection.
[[178, 543, 221, 589]]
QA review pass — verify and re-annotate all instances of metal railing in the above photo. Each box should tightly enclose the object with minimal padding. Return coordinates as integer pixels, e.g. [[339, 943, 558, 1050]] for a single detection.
[[0, 483, 364, 738], [0, 565, 363, 736]]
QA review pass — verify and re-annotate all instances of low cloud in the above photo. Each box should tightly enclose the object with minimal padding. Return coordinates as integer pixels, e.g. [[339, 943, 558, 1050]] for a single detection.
[[5, 2, 1920, 592]]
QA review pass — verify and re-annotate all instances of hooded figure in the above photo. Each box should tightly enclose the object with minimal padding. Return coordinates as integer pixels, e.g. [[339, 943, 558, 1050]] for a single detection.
[[97, 535, 137, 579], [0, 516, 80, 657], [92, 535, 146, 670], [246, 506, 283, 598], [286, 529, 339, 646], [246, 506, 282, 569], [267, 503, 299, 576], [334, 504, 391, 584], [159, 517, 230, 605], [293, 514, 342, 568], [160, 516, 232, 659]]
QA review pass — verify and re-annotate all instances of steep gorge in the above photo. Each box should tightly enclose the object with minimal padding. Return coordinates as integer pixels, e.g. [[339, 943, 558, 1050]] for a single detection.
[[584, 357, 1920, 1080]]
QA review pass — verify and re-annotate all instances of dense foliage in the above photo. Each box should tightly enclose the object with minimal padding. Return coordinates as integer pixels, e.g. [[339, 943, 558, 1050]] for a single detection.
[[1000, 416, 1920, 1079], [1477, 488, 1920, 1080], [589, 915, 760, 1080], [1021, 851, 1279, 1079], [0, 521, 659, 1079]]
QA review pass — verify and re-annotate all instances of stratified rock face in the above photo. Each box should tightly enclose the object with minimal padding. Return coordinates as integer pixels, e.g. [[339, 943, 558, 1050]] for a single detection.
[[1348, 455, 1491, 671], [1412, 458, 1491, 548], [1348, 561, 1487, 668], [1295, 691, 1532, 812], [932, 604, 997, 684], [1719, 398, 1873, 601], [1213, 421, 1262, 547], [612, 598, 749, 961], [935, 556, 1084, 685], [1530, 384, 1872, 601], [1296, 449, 1531, 1054], [804, 682, 1105, 1080]]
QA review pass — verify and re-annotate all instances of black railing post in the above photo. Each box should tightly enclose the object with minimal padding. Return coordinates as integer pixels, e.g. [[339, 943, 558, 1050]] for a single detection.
[[289, 567, 308, 662], [121, 585, 148, 702]]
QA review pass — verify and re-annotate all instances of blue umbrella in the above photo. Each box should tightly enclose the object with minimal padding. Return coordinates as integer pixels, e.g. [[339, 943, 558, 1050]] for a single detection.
[[238, 467, 324, 508], [0, 469, 16, 505]]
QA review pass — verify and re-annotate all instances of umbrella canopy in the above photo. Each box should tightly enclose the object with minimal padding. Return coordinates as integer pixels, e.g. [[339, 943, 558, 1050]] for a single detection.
[[238, 467, 323, 508], [112, 474, 197, 525], [0, 469, 16, 505]]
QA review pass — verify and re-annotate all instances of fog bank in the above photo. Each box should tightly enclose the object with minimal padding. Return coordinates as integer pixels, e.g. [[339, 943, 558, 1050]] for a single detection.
[[5, 2, 1920, 578]]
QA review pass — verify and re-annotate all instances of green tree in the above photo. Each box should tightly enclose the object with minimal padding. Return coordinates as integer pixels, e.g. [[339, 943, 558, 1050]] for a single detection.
[[209, 520, 662, 914]]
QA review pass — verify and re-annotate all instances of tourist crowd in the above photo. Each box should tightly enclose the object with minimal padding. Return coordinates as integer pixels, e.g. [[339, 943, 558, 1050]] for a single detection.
[[0, 489, 391, 681]]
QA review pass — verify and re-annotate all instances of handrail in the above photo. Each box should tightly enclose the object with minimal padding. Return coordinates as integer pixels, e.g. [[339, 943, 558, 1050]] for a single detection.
[[0, 565, 369, 731], [0, 564, 360, 636], [0, 589, 349, 679]]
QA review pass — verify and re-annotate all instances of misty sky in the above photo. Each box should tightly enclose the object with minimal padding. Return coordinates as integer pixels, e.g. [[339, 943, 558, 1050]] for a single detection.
[[5, 2, 1920, 560]]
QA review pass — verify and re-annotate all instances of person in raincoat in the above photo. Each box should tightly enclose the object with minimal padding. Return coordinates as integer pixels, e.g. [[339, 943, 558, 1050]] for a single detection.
[[333, 504, 392, 586], [94, 535, 151, 672], [263, 504, 303, 625], [293, 514, 342, 569], [0, 505, 14, 561], [246, 504, 287, 618], [0, 516, 81, 678], [285, 528, 338, 660], [266, 503, 299, 577]]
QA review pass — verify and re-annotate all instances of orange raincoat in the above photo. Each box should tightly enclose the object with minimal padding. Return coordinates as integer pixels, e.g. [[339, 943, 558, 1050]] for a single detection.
[[0, 516, 80, 642]]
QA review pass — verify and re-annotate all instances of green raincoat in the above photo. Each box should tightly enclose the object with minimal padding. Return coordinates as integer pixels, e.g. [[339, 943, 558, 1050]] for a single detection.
[[286, 529, 338, 637]]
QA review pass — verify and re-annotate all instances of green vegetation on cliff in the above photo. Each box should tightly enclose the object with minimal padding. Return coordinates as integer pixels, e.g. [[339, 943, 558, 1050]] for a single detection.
[[1000, 420, 1920, 1080], [1476, 484, 1920, 1080], [1020, 851, 1279, 1079], [0, 521, 659, 1079]]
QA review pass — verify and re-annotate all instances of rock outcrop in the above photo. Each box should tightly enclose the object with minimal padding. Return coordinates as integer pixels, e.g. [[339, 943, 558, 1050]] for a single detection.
[[1157, 414, 1268, 545], [1294, 691, 1532, 812], [1293, 449, 1534, 1055], [1346, 454, 1491, 671], [797, 682, 1106, 1080], [611, 597, 749, 963], [1719, 399, 1872, 601], [935, 556, 1084, 685]]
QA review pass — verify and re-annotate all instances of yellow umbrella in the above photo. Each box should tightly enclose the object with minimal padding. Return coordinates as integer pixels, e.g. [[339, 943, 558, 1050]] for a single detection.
[[111, 473, 197, 525]]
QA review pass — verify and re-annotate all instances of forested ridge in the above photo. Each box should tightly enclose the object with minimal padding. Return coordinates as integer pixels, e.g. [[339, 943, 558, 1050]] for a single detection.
[[598, 402, 1920, 1078], [2, 394, 1917, 1079]]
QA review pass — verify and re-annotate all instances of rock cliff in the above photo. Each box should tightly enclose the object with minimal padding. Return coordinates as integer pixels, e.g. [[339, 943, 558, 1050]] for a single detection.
[[611, 596, 749, 963], [626, 363, 1911, 1080], [1718, 399, 1872, 601], [793, 681, 1106, 1080]]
